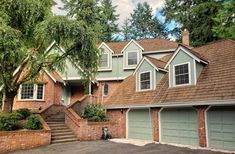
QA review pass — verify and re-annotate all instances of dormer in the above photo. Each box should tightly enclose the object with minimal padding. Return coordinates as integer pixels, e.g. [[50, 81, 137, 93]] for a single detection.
[[165, 45, 208, 88], [134, 56, 167, 92], [98, 42, 113, 71], [122, 40, 144, 70]]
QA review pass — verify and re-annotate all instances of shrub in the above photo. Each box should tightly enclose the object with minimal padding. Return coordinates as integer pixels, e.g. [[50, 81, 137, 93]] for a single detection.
[[16, 108, 31, 119], [81, 104, 108, 122], [25, 115, 43, 130], [0, 113, 18, 131]]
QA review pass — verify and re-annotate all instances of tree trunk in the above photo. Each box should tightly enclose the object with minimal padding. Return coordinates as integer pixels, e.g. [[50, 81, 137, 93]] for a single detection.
[[1, 91, 17, 113]]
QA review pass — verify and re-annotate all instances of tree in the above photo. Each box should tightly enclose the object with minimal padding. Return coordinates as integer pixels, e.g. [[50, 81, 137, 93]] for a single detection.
[[0, 0, 99, 113], [213, 0, 235, 40], [121, 18, 132, 41], [162, 0, 223, 46], [99, 0, 119, 42], [123, 2, 166, 40]]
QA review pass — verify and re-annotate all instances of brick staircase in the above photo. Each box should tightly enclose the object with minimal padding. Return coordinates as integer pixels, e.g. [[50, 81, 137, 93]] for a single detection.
[[46, 112, 77, 144]]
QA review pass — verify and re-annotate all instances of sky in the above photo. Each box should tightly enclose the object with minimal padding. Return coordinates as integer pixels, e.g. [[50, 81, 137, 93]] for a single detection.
[[52, 0, 166, 26]]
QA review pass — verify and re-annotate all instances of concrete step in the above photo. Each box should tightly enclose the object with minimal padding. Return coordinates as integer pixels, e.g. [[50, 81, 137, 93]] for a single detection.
[[49, 126, 68, 130], [51, 138, 77, 144], [52, 135, 77, 140], [52, 131, 74, 136], [52, 129, 72, 133]]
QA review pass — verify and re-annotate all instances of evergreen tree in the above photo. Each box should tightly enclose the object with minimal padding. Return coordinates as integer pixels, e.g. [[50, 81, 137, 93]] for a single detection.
[[123, 2, 166, 40], [213, 0, 235, 40], [121, 18, 132, 41], [162, 0, 223, 46], [99, 0, 119, 42]]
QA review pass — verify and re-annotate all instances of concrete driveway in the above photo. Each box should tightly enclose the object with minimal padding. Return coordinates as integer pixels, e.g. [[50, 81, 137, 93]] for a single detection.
[[9, 140, 228, 154]]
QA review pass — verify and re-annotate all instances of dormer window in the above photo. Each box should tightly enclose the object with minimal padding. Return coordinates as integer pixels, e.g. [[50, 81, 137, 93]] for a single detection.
[[140, 71, 151, 90], [127, 51, 138, 66], [99, 53, 108, 68], [173, 63, 190, 86]]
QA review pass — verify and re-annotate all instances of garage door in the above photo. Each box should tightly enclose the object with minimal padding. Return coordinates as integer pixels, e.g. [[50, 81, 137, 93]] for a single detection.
[[128, 109, 153, 141], [207, 106, 235, 150], [160, 108, 199, 146]]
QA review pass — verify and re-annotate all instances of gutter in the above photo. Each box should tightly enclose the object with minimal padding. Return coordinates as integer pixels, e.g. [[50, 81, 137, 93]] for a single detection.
[[105, 99, 235, 109]]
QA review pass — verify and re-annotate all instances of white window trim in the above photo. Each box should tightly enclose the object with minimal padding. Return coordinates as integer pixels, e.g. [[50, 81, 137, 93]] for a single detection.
[[172, 62, 191, 87], [124, 50, 140, 69], [138, 71, 152, 91], [18, 84, 45, 101], [98, 52, 112, 71]]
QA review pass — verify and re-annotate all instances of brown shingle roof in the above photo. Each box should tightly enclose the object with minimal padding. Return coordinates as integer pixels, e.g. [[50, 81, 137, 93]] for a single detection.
[[145, 56, 167, 70], [103, 38, 179, 54], [105, 39, 235, 107]]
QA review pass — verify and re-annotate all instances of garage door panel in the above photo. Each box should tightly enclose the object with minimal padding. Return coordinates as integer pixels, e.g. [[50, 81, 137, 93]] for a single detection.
[[161, 108, 199, 146], [128, 109, 153, 141], [207, 107, 235, 150]]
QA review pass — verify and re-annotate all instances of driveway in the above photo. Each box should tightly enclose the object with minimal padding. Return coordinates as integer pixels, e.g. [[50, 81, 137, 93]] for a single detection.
[[9, 140, 228, 154]]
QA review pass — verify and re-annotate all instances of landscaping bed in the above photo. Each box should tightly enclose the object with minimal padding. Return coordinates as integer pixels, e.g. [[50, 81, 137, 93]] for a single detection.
[[0, 109, 51, 153]]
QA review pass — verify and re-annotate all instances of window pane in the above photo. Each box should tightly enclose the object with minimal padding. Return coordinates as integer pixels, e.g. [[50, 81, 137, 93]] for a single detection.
[[140, 72, 150, 90], [21, 84, 34, 99], [100, 54, 108, 67], [37, 84, 44, 99], [175, 64, 189, 85], [128, 52, 137, 65], [103, 83, 108, 96]]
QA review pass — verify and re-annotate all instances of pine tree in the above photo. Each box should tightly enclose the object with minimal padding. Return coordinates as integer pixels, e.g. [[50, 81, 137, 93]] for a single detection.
[[99, 0, 119, 42]]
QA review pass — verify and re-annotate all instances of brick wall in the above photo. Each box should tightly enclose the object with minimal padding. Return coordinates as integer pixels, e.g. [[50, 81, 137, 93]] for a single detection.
[[151, 108, 161, 142], [13, 73, 63, 112], [0, 115, 51, 154], [195, 106, 208, 147], [70, 85, 85, 104], [40, 104, 65, 119], [92, 81, 122, 104], [65, 108, 126, 140]]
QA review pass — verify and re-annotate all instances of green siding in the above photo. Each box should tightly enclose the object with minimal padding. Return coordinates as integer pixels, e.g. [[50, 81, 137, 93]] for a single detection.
[[123, 42, 142, 69], [161, 108, 199, 146], [207, 107, 235, 150], [60, 60, 83, 78], [156, 71, 164, 85], [96, 56, 133, 79], [169, 50, 195, 87], [128, 109, 153, 141], [136, 60, 155, 90], [196, 62, 204, 79]]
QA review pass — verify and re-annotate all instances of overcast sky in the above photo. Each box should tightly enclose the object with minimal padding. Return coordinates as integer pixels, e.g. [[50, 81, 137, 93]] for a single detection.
[[52, 0, 165, 26]]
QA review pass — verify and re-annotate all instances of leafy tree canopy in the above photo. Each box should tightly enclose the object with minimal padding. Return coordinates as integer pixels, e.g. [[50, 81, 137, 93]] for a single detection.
[[0, 0, 99, 112]]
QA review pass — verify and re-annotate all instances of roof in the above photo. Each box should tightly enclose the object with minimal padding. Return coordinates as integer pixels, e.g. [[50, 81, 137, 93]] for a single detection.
[[145, 56, 167, 70], [45, 70, 64, 83], [105, 39, 235, 107], [102, 38, 179, 54]]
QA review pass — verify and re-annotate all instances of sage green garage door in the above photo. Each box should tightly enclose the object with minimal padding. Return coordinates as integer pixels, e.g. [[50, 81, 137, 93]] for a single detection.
[[128, 109, 153, 141], [207, 107, 235, 150], [161, 108, 199, 146]]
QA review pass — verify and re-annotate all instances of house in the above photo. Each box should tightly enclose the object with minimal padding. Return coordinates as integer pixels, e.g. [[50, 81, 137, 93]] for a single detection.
[[104, 39, 235, 151], [12, 31, 235, 151]]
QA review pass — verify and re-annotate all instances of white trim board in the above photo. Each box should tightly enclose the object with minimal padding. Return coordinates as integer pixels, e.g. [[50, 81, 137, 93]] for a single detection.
[[98, 42, 115, 53], [172, 62, 192, 87], [164, 45, 208, 69]]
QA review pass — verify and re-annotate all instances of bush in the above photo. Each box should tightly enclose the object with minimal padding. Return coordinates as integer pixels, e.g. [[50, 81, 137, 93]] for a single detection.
[[0, 113, 19, 131], [25, 115, 42, 130], [81, 104, 108, 122], [16, 108, 31, 119]]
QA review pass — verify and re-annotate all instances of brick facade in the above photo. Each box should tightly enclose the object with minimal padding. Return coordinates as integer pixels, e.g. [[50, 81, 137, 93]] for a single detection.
[[151, 108, 161, 142], [13, 73, 63, 112], [70, 85, 85, 104], [92, 81, 122, 104], [194, 106, 208, 147]]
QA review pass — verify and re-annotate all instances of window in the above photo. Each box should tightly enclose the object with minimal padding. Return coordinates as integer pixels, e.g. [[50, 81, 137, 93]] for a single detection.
[[140, 72, 151, 90], [20, 84, 44, 100], [127, 51, 137, 66], [99, 53, 108, 68], [103, 83, 108, 96], [174, 63, 189, 85]]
